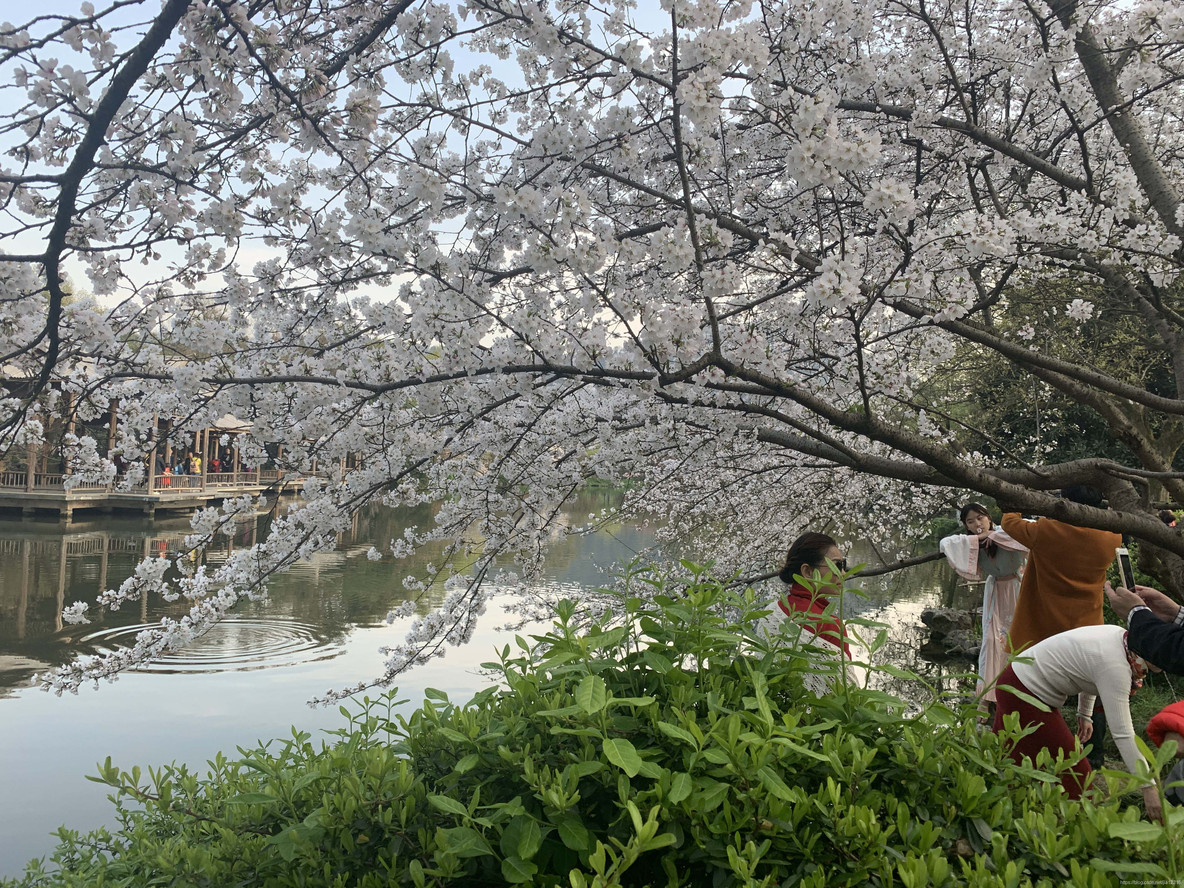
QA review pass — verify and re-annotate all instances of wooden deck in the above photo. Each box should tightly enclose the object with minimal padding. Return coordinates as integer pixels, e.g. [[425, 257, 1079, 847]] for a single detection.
[[0, 469, 303, 522]]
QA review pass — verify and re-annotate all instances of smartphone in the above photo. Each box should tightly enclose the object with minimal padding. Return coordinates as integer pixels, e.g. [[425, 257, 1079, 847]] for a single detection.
[[1116, 547, 1137, 591]]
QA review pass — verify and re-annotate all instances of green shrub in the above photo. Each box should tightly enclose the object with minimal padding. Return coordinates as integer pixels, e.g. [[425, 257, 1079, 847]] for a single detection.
[[7, 564, 1184, 887]]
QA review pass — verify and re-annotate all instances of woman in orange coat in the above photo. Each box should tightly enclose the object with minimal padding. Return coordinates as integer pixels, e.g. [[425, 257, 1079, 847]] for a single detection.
[[1001, 485, 1121, 652]]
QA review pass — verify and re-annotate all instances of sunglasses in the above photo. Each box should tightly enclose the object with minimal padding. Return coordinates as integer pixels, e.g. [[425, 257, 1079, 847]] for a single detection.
[[818, 558, 848, 573]]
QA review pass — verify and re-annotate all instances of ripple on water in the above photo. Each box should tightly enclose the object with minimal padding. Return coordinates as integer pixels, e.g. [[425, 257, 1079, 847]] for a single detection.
[[78, 618, 346, 674]]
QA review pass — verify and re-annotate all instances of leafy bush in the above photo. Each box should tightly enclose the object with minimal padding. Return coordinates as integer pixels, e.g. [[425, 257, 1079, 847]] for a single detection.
[[7, 564, 1184, 887]]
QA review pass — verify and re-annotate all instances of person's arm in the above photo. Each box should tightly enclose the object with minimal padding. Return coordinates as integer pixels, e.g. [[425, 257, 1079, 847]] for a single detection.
[[1097, 669, 1146, 778], [1135, 585, 1184, 623], [1096, 664, 1162, 820], [939, 534, 980, 579], [1000, 512, 1038, 547], [986, 528, 1028, 555], [1127, 608, 1184, 674]]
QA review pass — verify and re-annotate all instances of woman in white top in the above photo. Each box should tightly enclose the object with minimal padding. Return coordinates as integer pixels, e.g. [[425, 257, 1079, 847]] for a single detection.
[[940, 503, 1028, 712], [992, 623, 1161, 820]]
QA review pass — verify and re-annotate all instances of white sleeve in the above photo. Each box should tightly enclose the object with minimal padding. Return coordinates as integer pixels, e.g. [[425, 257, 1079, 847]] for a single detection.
[[940, 534, 980, 580], [1096, 662, 1148, 781]]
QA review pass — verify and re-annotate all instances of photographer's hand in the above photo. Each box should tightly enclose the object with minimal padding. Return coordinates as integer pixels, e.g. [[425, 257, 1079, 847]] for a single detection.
[[1104, 581, 1143, 621], [1134, 585, 1183, 622]]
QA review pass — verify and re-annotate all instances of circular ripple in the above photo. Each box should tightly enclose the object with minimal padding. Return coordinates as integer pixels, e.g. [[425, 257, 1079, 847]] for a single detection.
[[78, 618, 346, 674]]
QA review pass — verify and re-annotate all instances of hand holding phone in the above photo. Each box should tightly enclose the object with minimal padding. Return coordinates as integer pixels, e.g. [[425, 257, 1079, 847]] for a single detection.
[[1116, 547, 1137, 591]]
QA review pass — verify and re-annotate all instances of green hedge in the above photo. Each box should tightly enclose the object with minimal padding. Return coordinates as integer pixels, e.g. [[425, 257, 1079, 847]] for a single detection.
[[7, 564, 1184, 887]]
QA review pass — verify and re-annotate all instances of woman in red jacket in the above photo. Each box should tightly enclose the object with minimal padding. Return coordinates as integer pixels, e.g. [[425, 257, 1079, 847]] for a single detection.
[[773, 531, 852, 656], [757, 532, 860, 693]]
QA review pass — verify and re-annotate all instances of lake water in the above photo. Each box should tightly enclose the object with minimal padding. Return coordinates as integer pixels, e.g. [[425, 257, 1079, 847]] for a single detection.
[[0, 495, 960, 878]]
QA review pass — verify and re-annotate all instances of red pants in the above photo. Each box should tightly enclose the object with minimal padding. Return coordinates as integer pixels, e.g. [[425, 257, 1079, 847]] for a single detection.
[[993, 664, 1091, 799]]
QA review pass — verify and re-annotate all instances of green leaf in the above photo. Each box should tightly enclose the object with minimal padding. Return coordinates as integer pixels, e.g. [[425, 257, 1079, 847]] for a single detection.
[[696, 779, 730, 811], [668, 772, 692, 804], [1107, 821, 1165, 842], [226, 792, 280, 805], [971, 817, 992, 841], [657, 722, 697, 748], [576, 675, 608, 714], [756, 766, 796, 802], [636, 761, 665, 779], [750, 671, 773, 725], [641, 832, 677, 852], [555, 815, 593, 851], [603, 738, 643, 777], [424, 688, 450, 702], [1089, 858, 1169, 875], [641, 650, 673, 673], [586, 626, 628, 650], [436, 826, 494, 858], [437, 728, 470, 744], [564, 760, 605, 779], [270, 829, 299, 861], [501, 856, 539, 883], [290, 772, 321, 794], [607, 696, 656, 708], [428, 794, 470, 817], [454, 753, 480, 774], [770, 737, 830, 762], [516, 818, 543, 859], [549, 726, 602, 738], [993, 683, 1050, 712], [537, 704, 583, 718]]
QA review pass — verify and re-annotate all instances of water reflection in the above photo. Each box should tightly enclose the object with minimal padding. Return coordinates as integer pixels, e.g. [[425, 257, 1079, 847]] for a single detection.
[[0, 493, 655, 698], [0, 501, 974, 879], [0, 510, 971, 700], [845, 553, 979, 703], [77, 618, 347, 674]]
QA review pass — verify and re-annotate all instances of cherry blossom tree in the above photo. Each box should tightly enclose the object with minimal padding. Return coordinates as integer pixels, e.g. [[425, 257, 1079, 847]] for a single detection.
[[4, 0, 1184, 693]]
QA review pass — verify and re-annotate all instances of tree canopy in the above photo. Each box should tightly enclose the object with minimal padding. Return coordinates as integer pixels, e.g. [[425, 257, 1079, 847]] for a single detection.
[[5, 0, 1184, 691]]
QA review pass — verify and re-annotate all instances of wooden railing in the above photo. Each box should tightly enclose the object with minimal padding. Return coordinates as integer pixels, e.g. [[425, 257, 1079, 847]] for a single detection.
[[0, 469, 302, 494], [69, 478, 112, 491], [157, 474, 204, 490]]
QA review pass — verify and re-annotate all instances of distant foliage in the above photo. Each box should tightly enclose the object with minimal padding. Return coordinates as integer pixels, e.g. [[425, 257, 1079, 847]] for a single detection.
[[6, 567, 1182, 887]]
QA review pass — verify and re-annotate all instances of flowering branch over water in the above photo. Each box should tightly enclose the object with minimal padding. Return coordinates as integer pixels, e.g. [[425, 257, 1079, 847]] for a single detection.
[[5, 0, 1184, 692]]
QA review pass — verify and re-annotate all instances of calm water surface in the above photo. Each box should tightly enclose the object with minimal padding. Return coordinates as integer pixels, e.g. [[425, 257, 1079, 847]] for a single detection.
[[0, 497, 962, 877]]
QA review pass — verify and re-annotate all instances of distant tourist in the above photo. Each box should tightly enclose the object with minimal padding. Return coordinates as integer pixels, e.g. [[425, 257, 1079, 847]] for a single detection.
[[940, 503, 1027, 714]]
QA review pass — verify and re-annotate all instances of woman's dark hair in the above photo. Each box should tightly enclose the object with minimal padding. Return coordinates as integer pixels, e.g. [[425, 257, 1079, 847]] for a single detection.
[[780, 532, 838, 584], [1061, 484, 1105, 509], [960, 502, 997, 558], [959, 502, 993, 526]]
